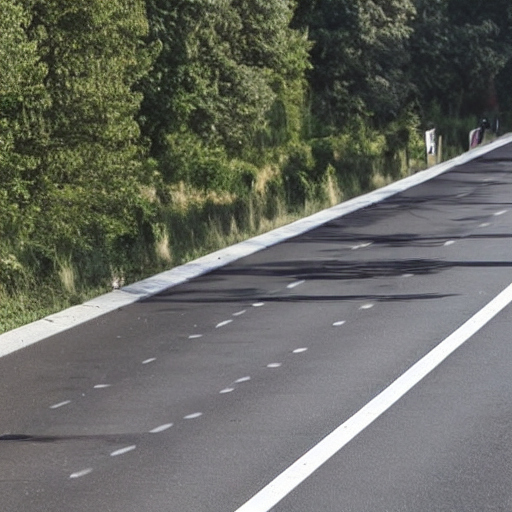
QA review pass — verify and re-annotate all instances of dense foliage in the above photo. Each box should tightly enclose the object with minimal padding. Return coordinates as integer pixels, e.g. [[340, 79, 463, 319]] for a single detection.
[[1, 0, 511, 329]]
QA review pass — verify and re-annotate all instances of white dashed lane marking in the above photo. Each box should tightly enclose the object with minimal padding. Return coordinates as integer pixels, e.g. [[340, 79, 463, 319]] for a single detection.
[[142, 358, 156, 365], [351, 242, 372, 250], [50, 400, 71, 410], [220, 388, 235, 394], [333, 321, 346, 326], [267, 363, 282, 368], [188, 334, 203, 339], [149, 423, 173, 434], [252, 302, 265, 307], [110, 445, 137, 457], [94, 384, 111, 389], [293, 348, 308, 354], [216, 320, 233, 328], [233, 310, 246, 317], [234, 376, 251, 384], [184, 412, 203, 420], [69, 468, 93, 479], [479, 222, 491, 228], [287, 280, 306, 289], [494, 210, 508, 216], [444, 240, 455, 246], [359, 304, 374, 310]]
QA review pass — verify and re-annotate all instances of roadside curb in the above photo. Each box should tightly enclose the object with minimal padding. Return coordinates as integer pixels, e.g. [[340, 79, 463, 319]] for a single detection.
[[2, 134, 512, 358]]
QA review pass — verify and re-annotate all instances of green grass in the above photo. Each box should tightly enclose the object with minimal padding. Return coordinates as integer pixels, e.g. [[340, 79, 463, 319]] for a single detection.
[[0, 183, 339, 334]]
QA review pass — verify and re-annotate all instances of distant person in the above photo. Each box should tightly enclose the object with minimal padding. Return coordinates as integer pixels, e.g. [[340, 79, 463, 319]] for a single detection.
[[477, 118, 490, 145]]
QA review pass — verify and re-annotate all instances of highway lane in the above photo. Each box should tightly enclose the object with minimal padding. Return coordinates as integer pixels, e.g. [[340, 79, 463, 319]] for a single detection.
[[1, 142, 512, 511], [273, 302, 512, 512]]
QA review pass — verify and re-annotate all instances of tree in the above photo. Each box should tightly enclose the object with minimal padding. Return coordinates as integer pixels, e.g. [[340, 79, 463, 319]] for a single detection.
[[141, 0, 270, 159], [230, 0, 311, 148], [0, 0, 47, 249], [292, 0, 415, 132], [410, 0, 512, 118], [141, 0, 310, 166], [26, 0, 157, 278], [357, 0, 415, 125]]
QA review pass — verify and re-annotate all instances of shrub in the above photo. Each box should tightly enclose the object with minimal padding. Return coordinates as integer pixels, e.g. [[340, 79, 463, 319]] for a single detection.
[[282, 143, 315, 206], [0, 253, 26, 294]]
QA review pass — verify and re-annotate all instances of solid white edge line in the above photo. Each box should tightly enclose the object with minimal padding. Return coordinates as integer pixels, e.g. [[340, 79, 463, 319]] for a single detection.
[[1, 135, 512, 358], [232, 281, 512, 512]]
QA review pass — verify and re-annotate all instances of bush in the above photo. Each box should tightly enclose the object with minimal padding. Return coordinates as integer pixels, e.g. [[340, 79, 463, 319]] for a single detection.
[[228, 160, 258, 195], [0, 253, 26, 294], [311, 138, 336, 181], [282, 143, 315, 205]]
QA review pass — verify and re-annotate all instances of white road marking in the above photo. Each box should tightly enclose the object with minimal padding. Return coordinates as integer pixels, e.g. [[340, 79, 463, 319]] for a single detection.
[[184, 412, 203, 420], [216, 320, 233, 328], [149, 423, 173, 433], [401, 274, 414, 278], [359, 304, 374, 310], [233, 281, 512, 512], [494, 210, 508, 216], [444, 240, 455, 246], [479, 222, 491, 228], [351, 242, 372, 250], [94, 384, 111, 389], [110, 445, 136, 457], [188, 334, 203, 339], [252, 302, 265, 307], [142, 358, 156, 364], [50, 400, 71, 409], [233, 310, 247, 317], [287, 280, 306, 289], [333, 321, 346, 326], [220, 388, 235, 394], [235, 376, 251, 384], [267, 363, 282, 368], [293, 348, 308, 354], [69, 468, 93, 479]]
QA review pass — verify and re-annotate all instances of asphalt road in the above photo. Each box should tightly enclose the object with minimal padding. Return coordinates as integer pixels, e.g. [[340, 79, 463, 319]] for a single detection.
[[2, 142, 512, 511]]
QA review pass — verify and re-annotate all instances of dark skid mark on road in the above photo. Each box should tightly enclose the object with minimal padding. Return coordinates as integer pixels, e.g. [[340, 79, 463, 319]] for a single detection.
[[0, 433, 140, 444], [476, 156, 512, 164], [298, 231, 453, 247], [207, 258, 512, 282], [212, 258, 449, 279], [273, 225, 512, 246], [151, 292, 455, 306], [247, 293, 454, 303], [316, 231, 512, 247]]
